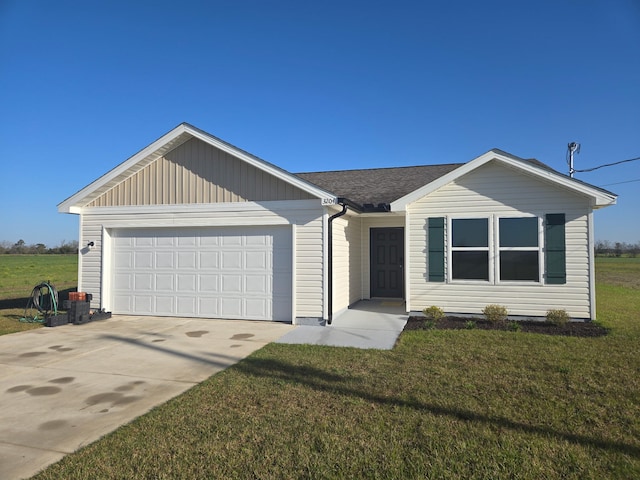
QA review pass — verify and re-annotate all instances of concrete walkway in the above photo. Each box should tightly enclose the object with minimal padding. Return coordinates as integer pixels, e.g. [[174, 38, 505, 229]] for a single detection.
[[277, 299, 408, 349], [0, 316, 293, 480]]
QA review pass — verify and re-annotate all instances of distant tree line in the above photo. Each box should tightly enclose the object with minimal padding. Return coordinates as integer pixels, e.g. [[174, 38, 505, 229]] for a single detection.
[[0, 239, 79, 254], [595, 240, 640, 257]]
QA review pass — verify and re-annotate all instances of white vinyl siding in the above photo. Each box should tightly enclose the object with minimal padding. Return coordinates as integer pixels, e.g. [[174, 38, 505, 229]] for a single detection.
[[77, 199, 324, 322], [332, 214, 362, 314], [87, 137, 315, 207], [408, 161, 593, 319]]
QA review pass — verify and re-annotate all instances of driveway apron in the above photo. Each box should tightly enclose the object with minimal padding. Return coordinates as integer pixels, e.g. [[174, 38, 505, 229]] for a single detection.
[[0, 316, 293, 480]]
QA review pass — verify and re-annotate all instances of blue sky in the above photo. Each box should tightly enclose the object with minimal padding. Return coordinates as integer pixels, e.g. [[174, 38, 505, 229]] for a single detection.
[[1, 0, 639, 247]]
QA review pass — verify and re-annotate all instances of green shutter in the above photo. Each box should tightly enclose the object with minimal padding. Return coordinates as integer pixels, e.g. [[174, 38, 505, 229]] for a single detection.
[[545, 214, 566, 284], [428, 217, 445, 282]]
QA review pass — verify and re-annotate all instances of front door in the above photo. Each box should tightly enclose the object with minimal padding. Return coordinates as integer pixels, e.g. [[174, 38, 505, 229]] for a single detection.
[[370, 227, 404, 298]]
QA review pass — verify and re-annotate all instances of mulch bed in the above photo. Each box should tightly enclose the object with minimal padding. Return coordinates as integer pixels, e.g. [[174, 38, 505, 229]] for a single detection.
[[404, 316, 609, 337]]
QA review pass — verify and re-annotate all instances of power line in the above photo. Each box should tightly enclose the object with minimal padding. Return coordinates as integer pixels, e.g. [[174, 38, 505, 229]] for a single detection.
[[574, 155, 640, 173], [600, 178, 640, 186]]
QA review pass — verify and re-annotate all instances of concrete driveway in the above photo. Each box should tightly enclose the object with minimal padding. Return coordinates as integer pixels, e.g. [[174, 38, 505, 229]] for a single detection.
[[0, 316, 293, 480]]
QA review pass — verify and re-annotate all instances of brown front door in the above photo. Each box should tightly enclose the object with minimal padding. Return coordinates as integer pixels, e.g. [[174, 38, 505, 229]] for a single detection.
[[370, 227, 404, 298]]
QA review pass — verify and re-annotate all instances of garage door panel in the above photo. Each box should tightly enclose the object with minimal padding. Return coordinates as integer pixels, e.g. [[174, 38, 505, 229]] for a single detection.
[[112, 226, 291, 321], [177, 252, 196, 268], [135, 237, 153, 247], [113, 295, 132, 312], [200, 235, 219, 246], [178, 236, 196, 246], [246, 298, 268, 317], [221, 251, 242, 269], [156, 274, 174, 291], [134, 274, 153, 291], [134, 252, 153, 268], [199, 252, 219, 268], [156, 236, 175, 247], [246, 235, 268, 246], [221, 297, 242, 317], [245, 251, 267, 269], [155, 296, 174, 314], [245, 275, 267, 293], [114, 273, 132, 290], [222, 235, 242, 246], [177, 297, 197, 315], [134, 296, 153, 314], [221, 275, 242, 293], [198, 297, 219, 315], [156, 252, 174, 268], [115, 252, 133, 268], [199, 274, 219, 292]]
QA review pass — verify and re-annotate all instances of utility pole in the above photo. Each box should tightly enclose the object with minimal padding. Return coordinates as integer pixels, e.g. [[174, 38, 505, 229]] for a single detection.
[[568, 142, 580, 178]]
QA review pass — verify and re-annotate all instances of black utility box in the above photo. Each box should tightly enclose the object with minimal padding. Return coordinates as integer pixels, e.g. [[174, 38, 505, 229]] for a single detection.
[[45, 314, 70, 327], [69, 301, 91, 324]]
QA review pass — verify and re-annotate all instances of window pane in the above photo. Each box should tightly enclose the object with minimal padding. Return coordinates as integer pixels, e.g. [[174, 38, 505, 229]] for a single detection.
[[452, 219, 488, 247], [452, 251, 489, 280], [500, 251, 539, 281], [500, 217, 538, 247]]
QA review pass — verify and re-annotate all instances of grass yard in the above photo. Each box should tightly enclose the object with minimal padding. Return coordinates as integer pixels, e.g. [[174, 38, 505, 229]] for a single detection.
[[0, 255, 77, 335], [29, 258, 640, 479]]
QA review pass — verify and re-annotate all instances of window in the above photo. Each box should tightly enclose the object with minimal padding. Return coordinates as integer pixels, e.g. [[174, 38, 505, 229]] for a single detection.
[[430, 214, 564, 285], [499, 217, 540, 282], [451, 218, 489, 280]]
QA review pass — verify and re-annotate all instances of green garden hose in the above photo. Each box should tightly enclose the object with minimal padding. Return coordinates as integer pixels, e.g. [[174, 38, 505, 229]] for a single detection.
[[20, 281, 58, 323]]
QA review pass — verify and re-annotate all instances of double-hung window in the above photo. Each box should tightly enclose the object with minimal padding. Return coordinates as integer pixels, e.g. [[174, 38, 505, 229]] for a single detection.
[[498, 217, 540, 282], [451, 218, 489, 280]]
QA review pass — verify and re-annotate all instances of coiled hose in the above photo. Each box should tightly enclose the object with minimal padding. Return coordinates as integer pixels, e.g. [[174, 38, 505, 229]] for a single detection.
[[20, 281, 59, 323]]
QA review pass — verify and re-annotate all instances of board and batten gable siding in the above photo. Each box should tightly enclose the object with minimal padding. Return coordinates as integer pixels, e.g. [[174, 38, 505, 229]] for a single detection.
[[332, 213, 362, 314], [87, 138, 315, 207], [77, 200, 325, 321], [407, 160, 594, 319]]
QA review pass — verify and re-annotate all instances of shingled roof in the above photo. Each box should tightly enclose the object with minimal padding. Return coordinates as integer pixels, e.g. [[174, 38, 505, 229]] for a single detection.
[[295, 163, 463, 207]]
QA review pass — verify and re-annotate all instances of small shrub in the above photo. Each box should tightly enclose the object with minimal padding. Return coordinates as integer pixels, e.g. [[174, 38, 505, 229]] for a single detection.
[[547, 309, 570, 326], [422, 319, 436, 330], [508, 321, 521, 332], [464, 320, 476, 329], [483, 304, 508, 323], [422, 306, 445, 322]]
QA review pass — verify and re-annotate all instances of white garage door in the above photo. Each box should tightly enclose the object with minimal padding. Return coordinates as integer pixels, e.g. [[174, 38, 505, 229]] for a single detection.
[[112, 226, 292, 321]]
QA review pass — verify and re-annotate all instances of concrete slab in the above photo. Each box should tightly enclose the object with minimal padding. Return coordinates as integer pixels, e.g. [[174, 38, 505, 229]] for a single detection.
[[277, 300, 408, 349], [0, 316, 293, 480]]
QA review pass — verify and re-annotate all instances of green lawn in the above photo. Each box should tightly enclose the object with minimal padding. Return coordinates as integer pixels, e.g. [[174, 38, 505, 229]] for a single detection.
[[0, 254, 78, 299], [0, 255, 77, 334], [29, 258, 640, 479]]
